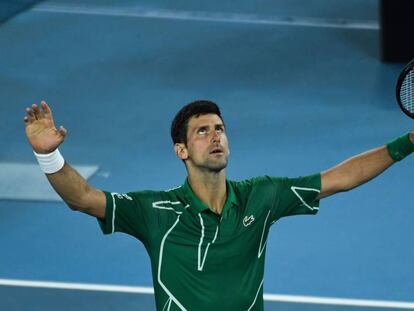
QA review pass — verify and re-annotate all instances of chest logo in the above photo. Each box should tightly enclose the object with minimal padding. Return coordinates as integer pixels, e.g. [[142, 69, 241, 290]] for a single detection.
[[243, 215, 255, 227]]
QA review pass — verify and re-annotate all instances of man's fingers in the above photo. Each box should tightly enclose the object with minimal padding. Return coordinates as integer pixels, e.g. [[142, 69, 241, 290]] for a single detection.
[[25, 107, 35, 122], [31, 103, 44, 120], [40, 100, 52, 118], [58, 126, 67, 138]]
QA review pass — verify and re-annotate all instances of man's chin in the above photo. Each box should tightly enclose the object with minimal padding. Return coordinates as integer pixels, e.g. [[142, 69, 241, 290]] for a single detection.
[[205, 160, 228, 172]]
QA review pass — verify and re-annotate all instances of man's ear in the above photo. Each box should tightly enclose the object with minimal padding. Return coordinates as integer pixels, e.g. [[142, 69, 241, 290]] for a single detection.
[[174, 143, 188, 160]]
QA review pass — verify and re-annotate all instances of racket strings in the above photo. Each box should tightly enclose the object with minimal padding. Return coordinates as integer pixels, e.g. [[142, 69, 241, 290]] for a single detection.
[[400, 70, 414, 113]]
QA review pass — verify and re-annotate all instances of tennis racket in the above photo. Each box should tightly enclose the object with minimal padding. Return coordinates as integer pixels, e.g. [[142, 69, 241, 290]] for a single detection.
[[396, 58, 414, 118]]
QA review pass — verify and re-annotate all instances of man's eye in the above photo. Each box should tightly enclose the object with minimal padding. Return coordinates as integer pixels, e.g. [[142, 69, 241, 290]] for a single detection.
[[198, 129, 207, 134], [216, 127, 224, 133]]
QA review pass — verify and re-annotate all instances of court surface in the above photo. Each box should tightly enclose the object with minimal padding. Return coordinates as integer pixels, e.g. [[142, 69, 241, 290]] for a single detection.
[[1, 0, 414, 310]]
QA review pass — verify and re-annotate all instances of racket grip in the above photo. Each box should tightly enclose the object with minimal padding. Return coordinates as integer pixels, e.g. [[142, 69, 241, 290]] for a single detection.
[[386, 133, 414, 162]]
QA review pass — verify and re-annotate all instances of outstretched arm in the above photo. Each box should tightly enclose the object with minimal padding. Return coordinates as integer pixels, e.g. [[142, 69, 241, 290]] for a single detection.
[[317, 133, 414, 199], [24, 101, 106, 218]]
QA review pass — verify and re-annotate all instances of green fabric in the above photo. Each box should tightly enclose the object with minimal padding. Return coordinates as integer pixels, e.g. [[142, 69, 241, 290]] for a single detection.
[[386, 133, 414, 162], [98, 173, 321, 311]]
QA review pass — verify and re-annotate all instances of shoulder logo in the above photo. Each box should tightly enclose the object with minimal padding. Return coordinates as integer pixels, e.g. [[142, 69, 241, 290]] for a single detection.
[[243, 215, 255, 227]]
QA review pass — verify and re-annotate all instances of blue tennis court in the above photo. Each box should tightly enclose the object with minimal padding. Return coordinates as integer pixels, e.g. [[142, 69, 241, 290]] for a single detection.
[[1, 0, 414, 310]]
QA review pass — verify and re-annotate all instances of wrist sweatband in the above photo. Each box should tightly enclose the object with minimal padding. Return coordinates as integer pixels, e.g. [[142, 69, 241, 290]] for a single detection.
[[33, 149, 65, 174], [386, 133, 414, 162]]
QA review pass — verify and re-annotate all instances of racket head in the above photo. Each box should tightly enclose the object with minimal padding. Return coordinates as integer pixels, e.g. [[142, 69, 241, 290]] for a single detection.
[[396, 58, 414, 119]]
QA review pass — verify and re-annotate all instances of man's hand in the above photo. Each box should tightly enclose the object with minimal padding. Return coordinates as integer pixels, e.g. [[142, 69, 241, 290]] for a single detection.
[[24, 101, 67, 154], [24, 100, 106, 218]]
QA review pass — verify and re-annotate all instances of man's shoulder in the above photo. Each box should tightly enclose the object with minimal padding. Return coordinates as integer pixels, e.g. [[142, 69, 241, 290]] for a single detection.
[[229, 176, 282, 199], [126, 184, 185, 201], [117, 186, 187, 215], [229, 175, 284, 189]]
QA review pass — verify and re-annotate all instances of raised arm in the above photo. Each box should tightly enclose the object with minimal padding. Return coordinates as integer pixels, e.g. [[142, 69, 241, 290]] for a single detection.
[[317, 133, 414, 199], [24, 101, 106, 218]]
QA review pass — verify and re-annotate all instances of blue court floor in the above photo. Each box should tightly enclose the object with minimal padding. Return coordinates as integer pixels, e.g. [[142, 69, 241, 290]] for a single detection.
[[1, 0, 414, 310]]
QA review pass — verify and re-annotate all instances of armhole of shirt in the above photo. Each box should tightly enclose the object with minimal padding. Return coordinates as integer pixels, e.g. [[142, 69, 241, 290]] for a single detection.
[[97, 191, 115, 234]]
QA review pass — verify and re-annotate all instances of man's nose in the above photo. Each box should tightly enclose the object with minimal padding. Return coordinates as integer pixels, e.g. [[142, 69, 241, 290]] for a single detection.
[[211, 131, 221, 143]]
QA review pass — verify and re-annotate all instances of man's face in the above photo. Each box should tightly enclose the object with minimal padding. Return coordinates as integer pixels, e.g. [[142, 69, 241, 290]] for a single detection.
[[176, 113, 229, 172]]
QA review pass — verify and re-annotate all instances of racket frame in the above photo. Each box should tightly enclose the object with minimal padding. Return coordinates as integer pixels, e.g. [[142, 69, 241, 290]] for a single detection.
[[396, 58, 414, 119]]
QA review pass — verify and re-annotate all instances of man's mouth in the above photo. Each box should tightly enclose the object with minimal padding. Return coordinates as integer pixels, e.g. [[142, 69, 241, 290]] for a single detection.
[[209, 147, 224, 155]]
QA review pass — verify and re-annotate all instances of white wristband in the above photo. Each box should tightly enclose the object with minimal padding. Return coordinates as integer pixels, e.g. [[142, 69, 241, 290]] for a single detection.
[[33, 148, 65, 174]]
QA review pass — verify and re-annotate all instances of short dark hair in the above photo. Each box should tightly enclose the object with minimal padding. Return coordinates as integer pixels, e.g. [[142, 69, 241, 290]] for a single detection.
[[171, 100, 223, 145]]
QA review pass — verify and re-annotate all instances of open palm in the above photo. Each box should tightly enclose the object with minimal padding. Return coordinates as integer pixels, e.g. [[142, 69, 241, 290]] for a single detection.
[[24, 101, 67, 154]]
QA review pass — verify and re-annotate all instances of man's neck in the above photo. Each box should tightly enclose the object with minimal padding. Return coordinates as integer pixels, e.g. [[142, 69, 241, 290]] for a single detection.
[[187, 170, 227, 215]]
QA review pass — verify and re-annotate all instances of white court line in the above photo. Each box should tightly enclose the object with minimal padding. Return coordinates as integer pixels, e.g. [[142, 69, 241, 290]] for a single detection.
[[1, 279, 414, 309], [263, 294, 414, 309], [0, 279, 154, 294], [32, 4, 379, 30]]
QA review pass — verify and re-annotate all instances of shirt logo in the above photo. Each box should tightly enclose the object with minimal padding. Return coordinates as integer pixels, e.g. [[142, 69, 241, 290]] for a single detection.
[[243, 215, 255, 227]]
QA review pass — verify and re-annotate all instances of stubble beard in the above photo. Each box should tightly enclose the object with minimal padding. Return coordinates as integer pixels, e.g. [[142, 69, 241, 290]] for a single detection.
[[204, 157, 228, 173], [191, 154, 229, 174]]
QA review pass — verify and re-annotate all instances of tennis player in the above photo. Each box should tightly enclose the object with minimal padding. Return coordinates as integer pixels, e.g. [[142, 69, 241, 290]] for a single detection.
[[24, 100, 414, 310]]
